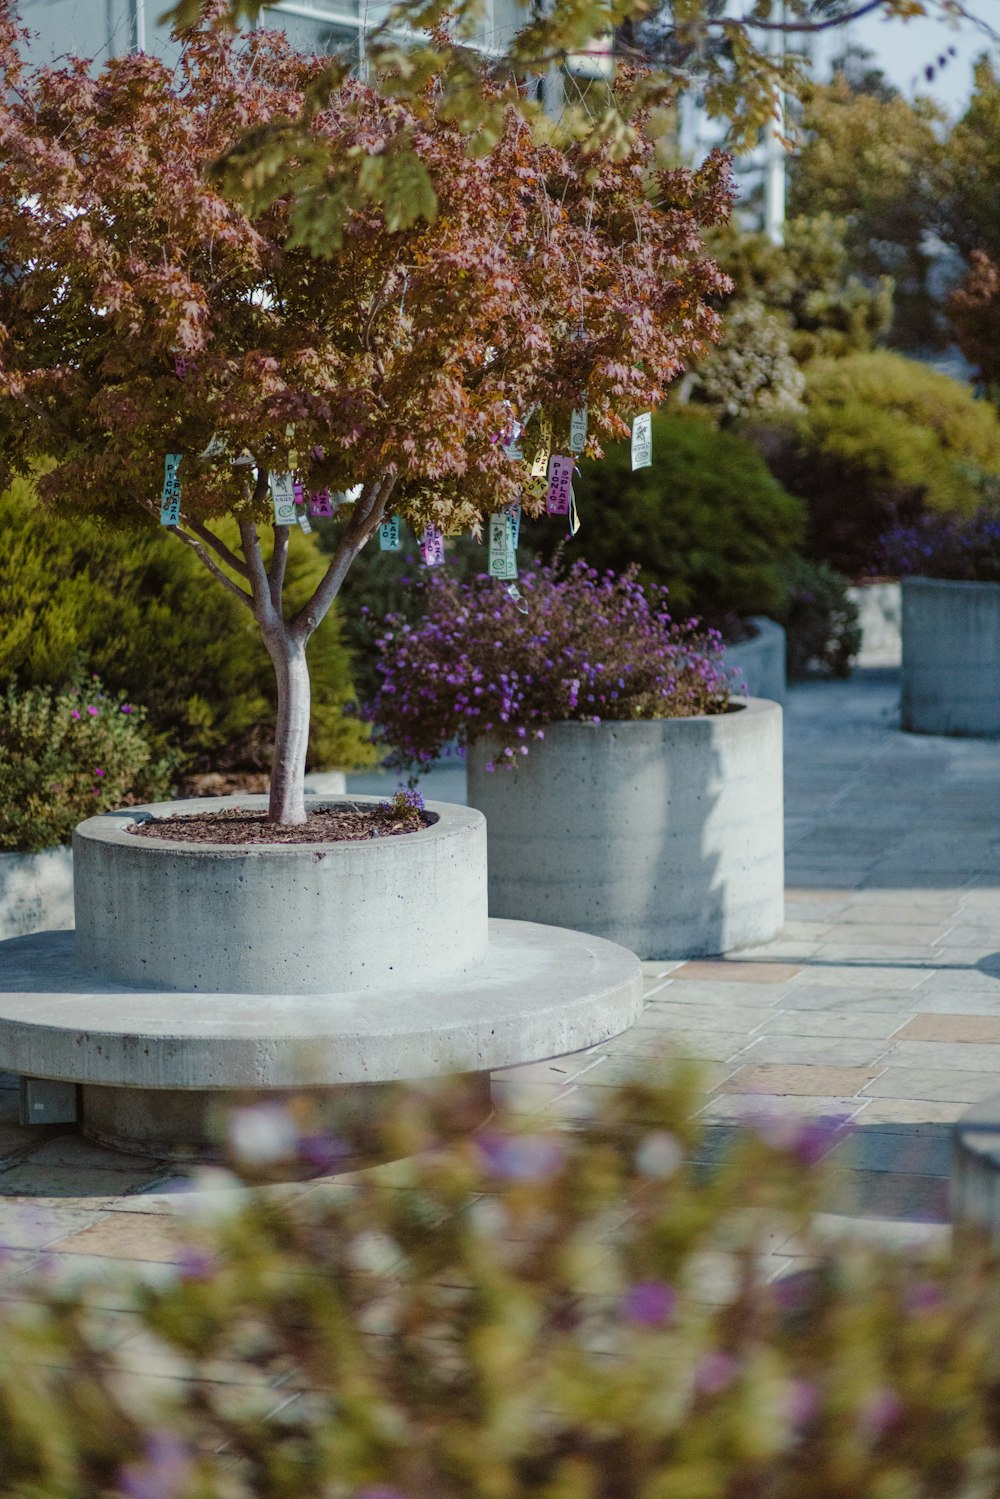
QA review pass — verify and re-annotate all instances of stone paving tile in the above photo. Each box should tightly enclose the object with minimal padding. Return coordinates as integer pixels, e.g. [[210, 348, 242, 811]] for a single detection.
[[670, 961, 803, 984], [896, 1014, 1000, 1043], [610, 1030, 754, 1064], [0, 1165, 164, 1199], [861, 1068, 999, 1105], [735, 1035, 893, 1068], [698, 1094, 869, 1123], [760, 986, 919, 1014], [885, 1040, 1000, 1070], [784, 964, 933, 991], [0, 1204, 109, 1248], [47, 1211, 211, 1263], [635, 1002, 775, 1033], [827, 1130, 953, 1178], [905, 971, 1000, 1000], [823, 1170, 951, 1223], [494, 1054, 608, 1086], [717, 1064, 881, 1097], [643, 980, 787, 1008], [760, 1010, 908, 1040], [852, 1098, 967, 1125], [0, 1254, 179, 1308]]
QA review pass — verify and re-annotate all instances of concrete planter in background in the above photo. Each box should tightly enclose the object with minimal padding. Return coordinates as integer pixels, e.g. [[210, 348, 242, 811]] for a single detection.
[[0, 847, 74, 940], [467, 698, 784, 960], [901, 576, 1000, 736], [847, 581, 901, 667], [724, 617, 787, 704]]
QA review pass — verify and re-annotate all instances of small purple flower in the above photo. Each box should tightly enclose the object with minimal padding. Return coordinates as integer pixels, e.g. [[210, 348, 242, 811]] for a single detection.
[[119, 1431, 192, 1499], [70, 709, 80, 720], [785, 1378, 820, 1429], [476, 1131, 565, 1182], [176, 1245, 214, 1282], [298, 1131, 349, 1172], [693, 1350, 740, 1396], [120, 703, 134, 714], [905, 1280, 945, 1315], [621, 1280, 677, 1328], [94, 766, 105, 778], [86, 705, 99, 716], [860, 1386, 904, 1438]]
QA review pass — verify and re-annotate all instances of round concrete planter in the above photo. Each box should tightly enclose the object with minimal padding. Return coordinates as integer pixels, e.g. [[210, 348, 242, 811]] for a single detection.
[[74, 796, 488, 994], [901, 576, 1000, 736], [0, 847, 74, 940], [1, 795, 642, 1159], [724, 618, 787, 704], [466, 697, 784, 959]]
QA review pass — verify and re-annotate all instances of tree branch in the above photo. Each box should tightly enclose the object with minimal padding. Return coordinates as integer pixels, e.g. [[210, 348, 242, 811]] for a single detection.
[[269, 521, 290, 612], [186, 517, 251, 580], [290, 472, 397, 642], [138, 499, 254, 607]]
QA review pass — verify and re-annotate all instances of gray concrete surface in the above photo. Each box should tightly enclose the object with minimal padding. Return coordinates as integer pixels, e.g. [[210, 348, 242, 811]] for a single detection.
[[73, 796, 488, 995], [466, 698, 784, 960], [902, 576, 1000, 735], [724, 617, 787, 703], [0, 847, 74, 939], [848, 581, 901, 668], [0, 918, 641, 1087]]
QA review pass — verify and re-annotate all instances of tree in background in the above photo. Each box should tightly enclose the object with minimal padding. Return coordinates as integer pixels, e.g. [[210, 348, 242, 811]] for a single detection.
[[0, 9, 732, 823], [789, 64, 945, 351], [938, 60, 1000, 394]]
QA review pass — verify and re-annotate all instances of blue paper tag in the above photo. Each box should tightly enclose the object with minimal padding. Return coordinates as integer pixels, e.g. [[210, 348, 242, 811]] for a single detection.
[[160, 453, 182, 526], [380, 516, 402, 552]]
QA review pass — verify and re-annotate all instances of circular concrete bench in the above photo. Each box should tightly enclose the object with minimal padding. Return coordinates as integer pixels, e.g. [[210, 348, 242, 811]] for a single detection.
[[0, 797, 642, 1159]]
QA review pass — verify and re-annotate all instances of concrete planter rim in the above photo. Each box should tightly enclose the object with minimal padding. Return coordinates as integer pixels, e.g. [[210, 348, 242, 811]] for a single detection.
[[469, 695, 767, 747], [74, 794, 481, 860], [904, 575, 1000, 594]]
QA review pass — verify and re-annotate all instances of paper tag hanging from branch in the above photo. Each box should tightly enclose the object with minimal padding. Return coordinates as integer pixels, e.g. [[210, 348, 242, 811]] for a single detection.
[[569, 487, 581, 538], [160, 454, 182, 526], [309, 489, 334, 518], [530, 415, 552, 479], [380, 516, 402, 552], [569, 407, 588, 454], [488, 510, 517, 580], [420, 525, 445, 566], [270, 472, 297, 527], [546, 455, 573, 516], [298, 512, 313, 535], [631, 412, 652, 470]]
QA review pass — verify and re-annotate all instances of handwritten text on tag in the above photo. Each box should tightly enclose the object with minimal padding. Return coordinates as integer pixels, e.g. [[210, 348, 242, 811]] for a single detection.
[[421, 525, 445, 566], [488, 511, 517, 580], [270, 472, 297, 527], [380, 516, 402, 552], [569, 407, 588, 454], [546, 455, 573, 516], [160, 453, 182, 526], [631, 412, 653, 470]]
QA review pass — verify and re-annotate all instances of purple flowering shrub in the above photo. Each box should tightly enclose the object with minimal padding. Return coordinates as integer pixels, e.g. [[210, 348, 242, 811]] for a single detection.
[[366, 561, 732, 771], [0, 677, 176, 851], [2, 1068, 999, 1498], [877, 504, 1000, 584]]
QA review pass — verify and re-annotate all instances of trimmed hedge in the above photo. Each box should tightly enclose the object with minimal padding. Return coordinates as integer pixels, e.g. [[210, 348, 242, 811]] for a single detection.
[[758, 352, 1000, 574], [539, 411, 805, 626]]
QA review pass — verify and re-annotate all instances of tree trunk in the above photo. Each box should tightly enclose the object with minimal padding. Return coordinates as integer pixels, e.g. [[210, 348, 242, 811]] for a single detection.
[[267, 631, 311, 825]]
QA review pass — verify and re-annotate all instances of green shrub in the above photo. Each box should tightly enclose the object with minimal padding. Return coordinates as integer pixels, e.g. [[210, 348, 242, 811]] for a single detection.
[[0, 1070, 998, 1498], [0, 477, 372, 772], [0, 678, 175, 850], [775, 557, 863, 678], [758, 352, 1000, 574], [540, 411, 805, 626]]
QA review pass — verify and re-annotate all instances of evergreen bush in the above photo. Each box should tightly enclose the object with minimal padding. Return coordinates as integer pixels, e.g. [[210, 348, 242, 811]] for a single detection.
[[775, 557, 863, 678], [0, 478, 372, 773], [0, 679, 175, 851], [758, 352, 1000, 574], [0, 1070, 998, 1498], [537, 412, 805, 627]]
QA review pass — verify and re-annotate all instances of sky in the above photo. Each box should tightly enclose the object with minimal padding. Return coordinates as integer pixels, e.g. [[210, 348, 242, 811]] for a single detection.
[[832, 0, 1000, 115]]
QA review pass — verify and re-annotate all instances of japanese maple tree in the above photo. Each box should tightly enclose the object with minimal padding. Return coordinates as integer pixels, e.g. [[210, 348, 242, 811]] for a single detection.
[[0, 6, 732, 824]]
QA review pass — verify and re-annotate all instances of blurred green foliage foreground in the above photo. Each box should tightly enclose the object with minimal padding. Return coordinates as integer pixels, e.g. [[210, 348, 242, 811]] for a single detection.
[[1, 1069, 996, 1499]]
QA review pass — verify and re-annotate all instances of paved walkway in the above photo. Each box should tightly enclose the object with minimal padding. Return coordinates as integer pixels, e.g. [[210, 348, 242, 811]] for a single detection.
[[0, 666, 997, 1310]]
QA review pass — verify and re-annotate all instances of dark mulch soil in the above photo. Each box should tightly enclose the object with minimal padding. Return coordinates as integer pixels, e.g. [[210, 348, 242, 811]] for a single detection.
[[128, 805, 425, 846]]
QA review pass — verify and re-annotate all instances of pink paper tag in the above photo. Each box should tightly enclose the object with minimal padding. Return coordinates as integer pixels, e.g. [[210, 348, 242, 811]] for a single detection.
[[174, 355, 188, 379], [546, 455, 573, 516], [293, 482, 305, 506], [421, 525, 445, 566], [309, 489, 334, 518]]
